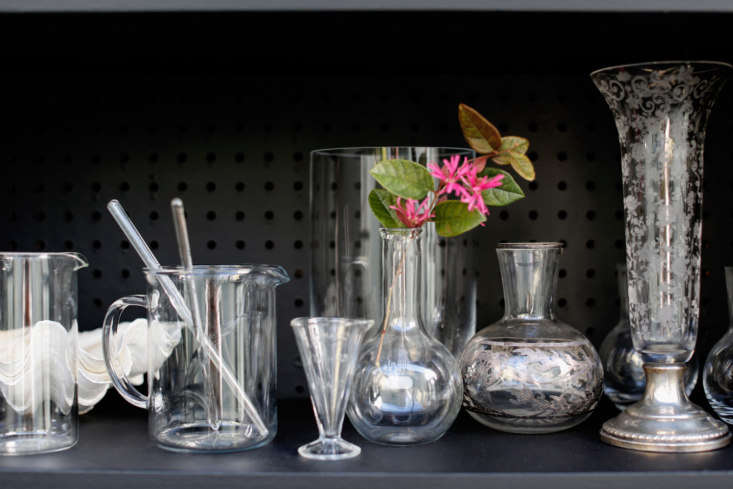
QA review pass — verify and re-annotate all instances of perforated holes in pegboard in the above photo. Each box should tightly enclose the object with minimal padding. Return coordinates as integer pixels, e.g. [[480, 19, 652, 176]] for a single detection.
[[2, 72, 732, 398]]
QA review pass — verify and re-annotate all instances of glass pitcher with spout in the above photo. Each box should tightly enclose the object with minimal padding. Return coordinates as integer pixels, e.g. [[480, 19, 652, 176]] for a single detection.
[[102, 265, 289, 452], [0, 252, 89, 455]]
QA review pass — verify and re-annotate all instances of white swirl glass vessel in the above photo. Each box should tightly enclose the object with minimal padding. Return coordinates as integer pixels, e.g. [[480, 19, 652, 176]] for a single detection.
[[0, 252, 88, 455]]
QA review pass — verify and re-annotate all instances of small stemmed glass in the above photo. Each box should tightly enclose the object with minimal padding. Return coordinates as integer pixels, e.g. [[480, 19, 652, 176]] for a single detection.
[[291, 317, 372, 460]]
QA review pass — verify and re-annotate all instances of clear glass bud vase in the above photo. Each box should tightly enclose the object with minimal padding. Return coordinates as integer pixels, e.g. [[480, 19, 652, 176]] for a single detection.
[[460, 243, 603, 434], [704, 267, 733, 424], [346, 228, 462, 445]]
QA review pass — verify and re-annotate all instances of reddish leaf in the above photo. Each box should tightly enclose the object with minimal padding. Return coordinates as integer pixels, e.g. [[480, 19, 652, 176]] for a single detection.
[[458, 103, 502, 154], [469, 155, 491, 173]]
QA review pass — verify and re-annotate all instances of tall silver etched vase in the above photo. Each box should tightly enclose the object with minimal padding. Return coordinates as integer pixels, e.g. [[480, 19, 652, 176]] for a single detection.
[[592, 61, 731, 452]]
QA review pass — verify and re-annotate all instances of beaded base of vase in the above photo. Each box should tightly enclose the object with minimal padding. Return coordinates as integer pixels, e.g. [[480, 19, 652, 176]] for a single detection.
[[460, 242, 603, 434], [346, 228, 462, 445]]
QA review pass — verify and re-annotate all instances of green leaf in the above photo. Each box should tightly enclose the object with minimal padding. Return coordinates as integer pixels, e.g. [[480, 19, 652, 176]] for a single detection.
[[433, 201, 486, 237], [492, 151, 535, 181], [368, 189, 403, 228], [491, 154, 511, 166], [458, 103, 502, 154], [499, 136, 529, 154], [369, 159, 434, 200], [479, 168, 525, 206]]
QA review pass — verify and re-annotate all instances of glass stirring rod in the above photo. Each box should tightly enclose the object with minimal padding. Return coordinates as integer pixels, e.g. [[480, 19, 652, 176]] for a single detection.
[[171, 198, 223, 431]]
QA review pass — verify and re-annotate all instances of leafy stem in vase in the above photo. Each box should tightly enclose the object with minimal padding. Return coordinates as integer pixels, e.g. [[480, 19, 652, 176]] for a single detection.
[[368, 106, 535, 363]]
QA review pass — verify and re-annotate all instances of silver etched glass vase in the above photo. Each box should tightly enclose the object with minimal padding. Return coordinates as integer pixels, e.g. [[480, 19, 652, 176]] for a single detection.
[[460, 243, 603, 434], [600, 264, 698, 409], [346, 228, 463, 445], [703, 267, 733, 424], [593, 61, 731, 452]]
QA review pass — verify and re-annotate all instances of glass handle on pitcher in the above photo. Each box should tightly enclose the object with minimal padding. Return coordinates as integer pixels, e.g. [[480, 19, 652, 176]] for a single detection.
[[102, 295, 148, 409]]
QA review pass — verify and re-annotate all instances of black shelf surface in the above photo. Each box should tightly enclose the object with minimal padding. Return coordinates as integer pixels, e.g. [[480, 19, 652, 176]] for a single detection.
[[2, 399, 733, 489]]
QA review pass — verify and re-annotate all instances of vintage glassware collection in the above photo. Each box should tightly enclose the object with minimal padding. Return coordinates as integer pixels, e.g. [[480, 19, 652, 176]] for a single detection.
[[2, 60, 733, 457]]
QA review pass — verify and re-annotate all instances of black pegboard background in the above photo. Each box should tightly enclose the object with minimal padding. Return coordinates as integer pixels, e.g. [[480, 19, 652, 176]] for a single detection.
[[1, 11, 732, 404]]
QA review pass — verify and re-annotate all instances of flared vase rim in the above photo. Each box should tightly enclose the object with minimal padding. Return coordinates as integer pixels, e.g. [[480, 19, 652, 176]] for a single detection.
[[290, 316, 374, 330], [497, 242, 564, 250], [311, 146, 474, 158], [590, 60, 733, 78]]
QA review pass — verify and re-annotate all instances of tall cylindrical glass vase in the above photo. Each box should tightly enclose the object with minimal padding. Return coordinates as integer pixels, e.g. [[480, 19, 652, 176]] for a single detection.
[[309, 147, 476, 356]]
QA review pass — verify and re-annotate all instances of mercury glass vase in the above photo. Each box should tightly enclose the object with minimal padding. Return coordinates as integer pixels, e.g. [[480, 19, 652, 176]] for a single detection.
[[703, 267, 733, 424], [346, 228, 462, 445], [592, 61, 732, 452], [309, 147, 476, 357], [600, 264, 698, 409], [460, 242, 603, 434]]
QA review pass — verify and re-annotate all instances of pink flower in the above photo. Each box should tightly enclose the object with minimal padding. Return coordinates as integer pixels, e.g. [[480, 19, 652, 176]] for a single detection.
[[390, 196, 435, 228], [428, 155, 471, 199], [460, 167, 504, 216]]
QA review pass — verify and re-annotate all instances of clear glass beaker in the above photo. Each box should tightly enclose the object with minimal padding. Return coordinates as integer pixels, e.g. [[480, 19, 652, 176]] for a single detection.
[[102, 265, 289, 452], [0, 252, 88, 455]]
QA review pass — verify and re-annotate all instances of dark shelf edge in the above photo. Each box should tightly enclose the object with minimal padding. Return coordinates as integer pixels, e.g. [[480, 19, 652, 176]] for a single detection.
[[5, 470, 733, 489], [2, 0, 733, 13]]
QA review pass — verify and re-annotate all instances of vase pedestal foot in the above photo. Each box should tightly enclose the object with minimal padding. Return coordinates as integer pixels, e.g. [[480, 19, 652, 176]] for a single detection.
[[600, 363, 730, 452]]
